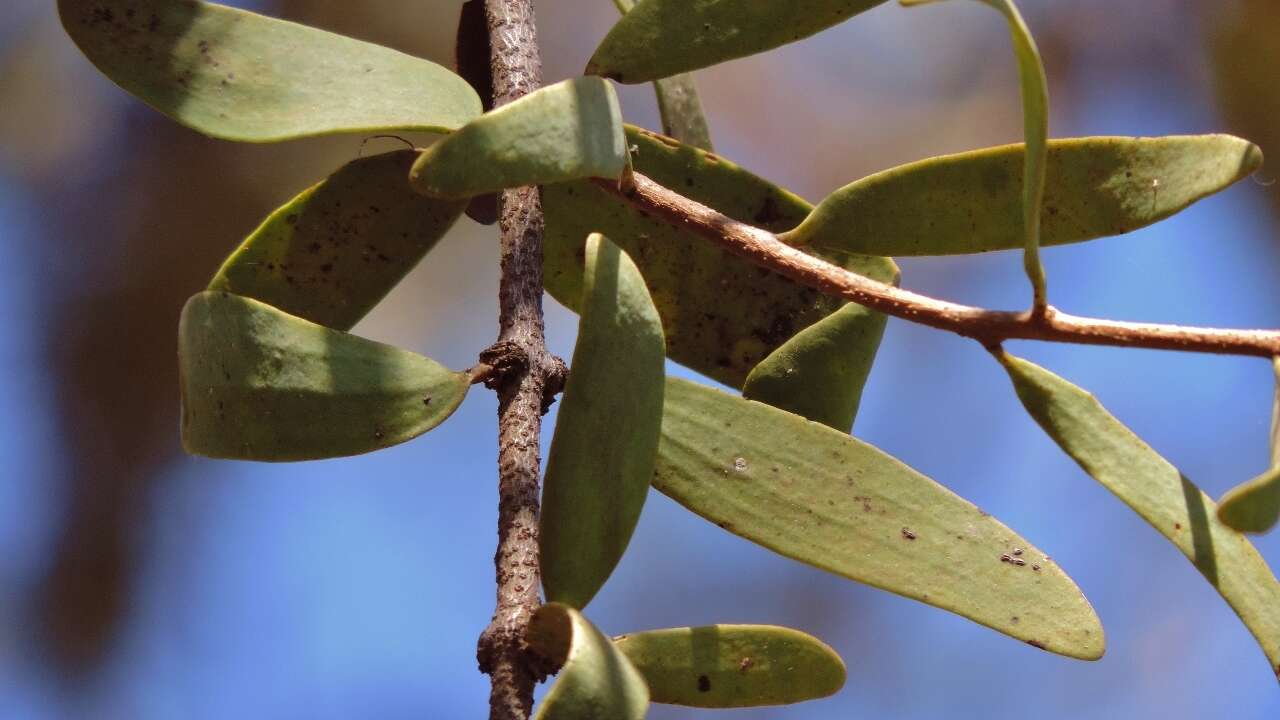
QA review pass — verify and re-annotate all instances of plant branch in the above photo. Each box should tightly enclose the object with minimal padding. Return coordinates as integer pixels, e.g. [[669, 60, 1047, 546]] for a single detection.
[[474, 2, 563, 720], [596, 173, 1280, 358]]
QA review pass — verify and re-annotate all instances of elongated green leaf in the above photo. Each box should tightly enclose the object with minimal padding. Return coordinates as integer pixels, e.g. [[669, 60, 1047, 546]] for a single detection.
[[208, 151, 465, 331], [541, 235, 665, 609], [1218, 357, 1280, 534], [179, 292, 469, 461], [59, 0, 481, 142], [996, 351, 1280, 676], [544, 126, 898, 389], [529, 604, 648, 720], [586, 0, 890, 83], [655, 378, 1104, 659], [409, 77, 626, 199], [742, 302, 886, 432], [782, 135, 1263, 256], [614, 624, 845, 708], [904, 0, 1049, 301]]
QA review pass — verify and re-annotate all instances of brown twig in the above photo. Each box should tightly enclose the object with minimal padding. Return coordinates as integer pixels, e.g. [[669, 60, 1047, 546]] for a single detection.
[[596, 173, 1280, 358], [473, 2, 564, 720]]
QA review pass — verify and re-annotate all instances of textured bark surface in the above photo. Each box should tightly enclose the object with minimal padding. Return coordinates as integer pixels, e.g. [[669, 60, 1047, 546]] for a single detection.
[[474, 2, 564, 719]]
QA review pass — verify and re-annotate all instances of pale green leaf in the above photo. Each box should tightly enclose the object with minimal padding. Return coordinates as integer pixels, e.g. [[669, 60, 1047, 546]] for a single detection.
[[1219, 469, 1280, 535], [586, 0, 890, 83], [614, 624, 845, 708], [409, 77, 626, 199], [782, 135, 1263, 256], [59, 0, 481, 142], [653, 74, 715, 152], [742, 302, 887, 432], [208, 150, 466, 331], [1218, 357, 1280, 534], [179, 291, 469, 461], [903, 0, 1049, 301], [529, 604, 649, 720], [544, 125, 898, 389], [655, 377, 1104, 660], [996, 351, 1280, 677], [541, 235, 665, 609]]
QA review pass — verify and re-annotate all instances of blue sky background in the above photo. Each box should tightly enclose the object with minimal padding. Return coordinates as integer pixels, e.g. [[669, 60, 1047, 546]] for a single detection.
[[1, 1, 1278, 718]]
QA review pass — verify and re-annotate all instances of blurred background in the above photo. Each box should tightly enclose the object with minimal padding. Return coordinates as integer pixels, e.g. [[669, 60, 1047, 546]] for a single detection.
[[2, 0, 1279, 717]]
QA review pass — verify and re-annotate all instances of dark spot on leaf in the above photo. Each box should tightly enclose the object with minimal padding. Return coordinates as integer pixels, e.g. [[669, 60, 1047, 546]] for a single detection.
[[1027, 640, 1046, 650], [697, 675, 711, 692], [753, 196, 783, 226], [285, 214, 299, 225], [901, 527, 917, 540]]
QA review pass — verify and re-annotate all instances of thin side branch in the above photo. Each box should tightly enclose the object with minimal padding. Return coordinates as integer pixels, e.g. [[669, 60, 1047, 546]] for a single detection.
[[597, 173, 1280, 358], [475, 2, 563, 720]]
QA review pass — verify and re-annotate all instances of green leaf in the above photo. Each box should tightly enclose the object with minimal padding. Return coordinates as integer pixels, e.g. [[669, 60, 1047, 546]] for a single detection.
[[781, 135, 1263, 256], [585, 0, 890, 83], [409, 77, 627, 199], [654, 377, 1104, 660], [541, 235, 665, 609], [995, 351, 1280, 676], [529, 604, 649, 720], [903, 0, 1049, 302], [613, 624, 845, 708], [611, 0, 715, 151], [1220, 469, 1280, 535], [741, 302, 887, 432], [59, 0, 481, 142], [179, 291, 469, 461], [1218, 357, 1280, 534], [653, 74, 715, 152], [208, 150, 466, 331], [544, 125, 898, 389]]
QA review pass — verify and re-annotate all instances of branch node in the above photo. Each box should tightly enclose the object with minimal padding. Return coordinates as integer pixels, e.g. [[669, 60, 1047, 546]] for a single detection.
[[478, 340, 530, 390]]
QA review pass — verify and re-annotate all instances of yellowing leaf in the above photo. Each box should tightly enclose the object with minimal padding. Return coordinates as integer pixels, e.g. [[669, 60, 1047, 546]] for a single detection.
[[996, 351, 1280, 677], [541, 235, 665, 609], [655, 378, 1104, 660], [179, 292, 469, 461], [409, 77, 626, 199], [782, 135, 1263, 256], [529, 604, 648, 720], [208, 150, 466, 331], [614, 624, 845, 708], [586, 0, 890, 83], [59, 0, 481, 141], [742, 302, 886, 432], [544, 126, 898, 389]]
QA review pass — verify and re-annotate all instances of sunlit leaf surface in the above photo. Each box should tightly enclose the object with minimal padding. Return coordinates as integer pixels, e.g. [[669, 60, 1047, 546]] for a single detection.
[[587, 0, 889, 83], [655, 377, 1104, 660], [783, 135, 1263, 256], [59, 0, 481, 141], [179, 292, 469, 461], [409, 77, 626, 199], [614, 624, 845, 707], [997, 351, 1280, 677]]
